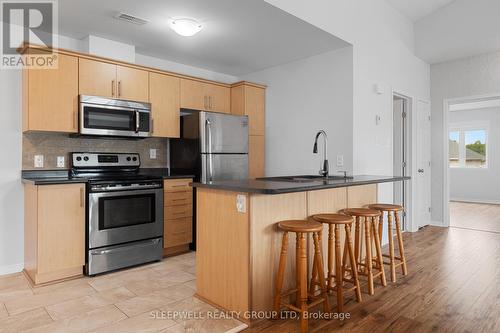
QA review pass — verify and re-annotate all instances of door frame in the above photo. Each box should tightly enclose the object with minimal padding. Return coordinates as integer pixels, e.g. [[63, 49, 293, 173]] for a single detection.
[[442, 92, 500, 227], [391, 91, 420, 232]]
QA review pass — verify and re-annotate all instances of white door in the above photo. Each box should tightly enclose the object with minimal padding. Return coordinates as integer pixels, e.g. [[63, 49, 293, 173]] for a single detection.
[[416, 100, 432, 227]]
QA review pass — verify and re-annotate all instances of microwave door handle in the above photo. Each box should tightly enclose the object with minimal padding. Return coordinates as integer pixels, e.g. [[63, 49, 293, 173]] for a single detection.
[[135, 110, 140, 133], [205, 119, 213, 183]]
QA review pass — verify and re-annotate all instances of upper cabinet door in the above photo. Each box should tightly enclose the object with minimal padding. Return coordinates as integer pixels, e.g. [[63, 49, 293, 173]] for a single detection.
[[79, 58, 116, 98], [116, 65, 149, 102], [26, 53, 79, 133], [245, 86, 265, 136], [180, 78, 207, 111], [206, 84, 230, 114], [149, 72, 180, 138]]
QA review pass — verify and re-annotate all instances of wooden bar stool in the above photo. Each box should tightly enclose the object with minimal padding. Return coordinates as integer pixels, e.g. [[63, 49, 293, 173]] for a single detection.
[[369, 204, 408, 282], [342, 208, 387, 295], [274, 220, 330, 333], [309, 214, 362, 313]]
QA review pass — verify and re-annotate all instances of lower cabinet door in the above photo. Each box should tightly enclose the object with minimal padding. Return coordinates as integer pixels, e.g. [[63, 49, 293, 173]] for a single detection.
[[37, 184, 85, 283], [164, 217, 192, 248]]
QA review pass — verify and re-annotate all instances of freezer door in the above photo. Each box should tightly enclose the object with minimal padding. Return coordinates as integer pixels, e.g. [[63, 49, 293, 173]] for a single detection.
[[201, 154, 248, 183], [200, 112, 249, 154]]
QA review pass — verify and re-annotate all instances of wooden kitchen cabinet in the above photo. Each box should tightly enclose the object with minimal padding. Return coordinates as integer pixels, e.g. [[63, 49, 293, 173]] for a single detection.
[[163, 178, 193, 256], [23, 53, 79, 133], [116, 65, 149, 102], [180, 78, 230, 113], [24, 183, 85, 285], [231, 83, 265, 135], [249, 135, 265, 178], [79, 58, 149, 102], [231, 82, 266, 178], [79, 58, 116, 98], [149, 72, 180, 138]]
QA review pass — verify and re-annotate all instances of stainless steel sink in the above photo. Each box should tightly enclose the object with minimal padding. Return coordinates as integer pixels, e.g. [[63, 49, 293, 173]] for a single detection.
[[258, 175, 353, 183]]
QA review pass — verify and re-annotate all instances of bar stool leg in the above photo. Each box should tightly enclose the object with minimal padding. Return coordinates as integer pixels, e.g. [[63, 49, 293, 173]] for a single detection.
[[274, 231, 289, 313], [387, 211, 396, 282], [364, 218, 374, 295], [327, 224, 334, 290], [378, 211, 384, 246], [297, 233, 308, 333], [354, 217, 361, 273], [372, 218, 387, 287], [345, 224, 362, 302], [334, 224, 343, 313], [394, 211, 408, 275], [313, 232, 330, 314]]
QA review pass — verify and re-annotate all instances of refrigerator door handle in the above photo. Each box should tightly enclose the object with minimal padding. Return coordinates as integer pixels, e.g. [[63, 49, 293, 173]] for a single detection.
[[205, 119, 214, 182]]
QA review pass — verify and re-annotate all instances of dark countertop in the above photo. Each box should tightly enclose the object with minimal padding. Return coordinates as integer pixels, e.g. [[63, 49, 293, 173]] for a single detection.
[[21, 168, 195, 185], [193, 175, 410, 194]]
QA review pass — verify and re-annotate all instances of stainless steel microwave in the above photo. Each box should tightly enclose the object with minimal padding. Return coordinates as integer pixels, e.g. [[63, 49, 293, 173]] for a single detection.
[[79, 95, 151, 138]]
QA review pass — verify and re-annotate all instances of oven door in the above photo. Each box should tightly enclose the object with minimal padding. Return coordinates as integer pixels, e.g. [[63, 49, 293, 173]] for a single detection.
[[80, 103, 150, 137], [88, 188, 163, 249]]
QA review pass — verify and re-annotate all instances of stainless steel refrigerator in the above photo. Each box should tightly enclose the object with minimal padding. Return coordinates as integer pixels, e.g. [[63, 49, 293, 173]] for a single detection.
[[170, 110, 249, 183]]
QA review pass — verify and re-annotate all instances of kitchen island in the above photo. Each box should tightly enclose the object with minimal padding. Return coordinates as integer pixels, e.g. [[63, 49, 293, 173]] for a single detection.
[[193, 175, 409, 323]]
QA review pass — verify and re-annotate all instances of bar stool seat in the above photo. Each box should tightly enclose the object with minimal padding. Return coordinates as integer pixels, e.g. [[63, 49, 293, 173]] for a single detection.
[[368, 203, 408, 283], [274, 220, 330, 333], [310, 213, 362, 313], [278, 220, 323, 233], [342, 208, 387, 295]]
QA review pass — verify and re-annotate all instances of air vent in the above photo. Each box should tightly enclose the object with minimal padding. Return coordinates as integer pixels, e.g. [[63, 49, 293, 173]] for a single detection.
[[114, 12, 148, 25]]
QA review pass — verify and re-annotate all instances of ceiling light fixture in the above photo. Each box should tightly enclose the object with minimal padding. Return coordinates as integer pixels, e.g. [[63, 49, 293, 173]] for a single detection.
[[169, 18, 203, 37]]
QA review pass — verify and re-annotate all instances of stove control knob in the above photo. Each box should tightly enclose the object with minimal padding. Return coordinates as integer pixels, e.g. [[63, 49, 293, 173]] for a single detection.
[[132, 157, 137, 161], [83, 156, 89, 161], [126, 156, 131, 161], [76, 156, 82, 162]]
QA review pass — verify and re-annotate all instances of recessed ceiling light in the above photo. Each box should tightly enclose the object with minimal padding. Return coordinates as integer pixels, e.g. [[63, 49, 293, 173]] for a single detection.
[[169, 18, 203, 37]]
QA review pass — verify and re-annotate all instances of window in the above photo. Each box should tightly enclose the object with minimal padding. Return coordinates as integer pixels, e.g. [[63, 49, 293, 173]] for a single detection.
[[449, 127, 487, 168]]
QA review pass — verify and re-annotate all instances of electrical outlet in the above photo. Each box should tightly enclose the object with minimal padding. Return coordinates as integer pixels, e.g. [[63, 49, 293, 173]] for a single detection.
[[57, 156, 65, 168], [236, 194, 246, 213], [149, 149, 157, 159], [34, 155, 44, 168], [336, 155, 344, 167]]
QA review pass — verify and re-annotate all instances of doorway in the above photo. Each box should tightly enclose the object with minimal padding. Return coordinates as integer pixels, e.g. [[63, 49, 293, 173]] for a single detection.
[[443, 94, 500, 233]]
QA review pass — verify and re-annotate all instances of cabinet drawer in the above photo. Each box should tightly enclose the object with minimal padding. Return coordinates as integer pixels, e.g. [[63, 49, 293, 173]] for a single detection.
[[164, 179, 192, 192], [164, 218, 192, 247], [164, 191, 192, 207], [165, 205, 193, 220]]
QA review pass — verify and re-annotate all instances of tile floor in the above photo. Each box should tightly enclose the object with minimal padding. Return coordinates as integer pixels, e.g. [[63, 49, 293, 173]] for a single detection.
[[0, 252, 247, 333]]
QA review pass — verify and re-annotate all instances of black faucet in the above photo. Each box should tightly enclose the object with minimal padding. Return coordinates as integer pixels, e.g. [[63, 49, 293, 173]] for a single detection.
[[313, 130, 329, 177]]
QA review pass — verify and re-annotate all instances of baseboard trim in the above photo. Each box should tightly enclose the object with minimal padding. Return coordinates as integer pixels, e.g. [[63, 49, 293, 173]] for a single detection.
[[429, 220, 444, 227], [0, 263, 24, 276], [451, 198, 500, 205]]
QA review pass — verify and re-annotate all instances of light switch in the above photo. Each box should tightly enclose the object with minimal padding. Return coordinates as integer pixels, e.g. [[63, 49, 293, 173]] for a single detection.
[[34, 155, 44, 168], [150, 149, 157, 159], [336, 155, 344, 167], [236, 194, 246, 213], [57, 156, 65, 168]]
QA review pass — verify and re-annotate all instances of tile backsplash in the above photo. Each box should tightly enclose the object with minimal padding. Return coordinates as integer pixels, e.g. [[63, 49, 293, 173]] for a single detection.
[[23, 132, 169, 170]]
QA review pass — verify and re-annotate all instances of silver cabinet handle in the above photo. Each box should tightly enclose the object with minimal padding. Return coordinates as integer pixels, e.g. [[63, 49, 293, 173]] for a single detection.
[[135, 110, 140, 133], [118, 81, 122, 97], [151, 118, 154, 134], [205, 119, 213, 182], [111, 80, 115, 96], [209, 96, 212, 110], [204, 96, 208, 110]]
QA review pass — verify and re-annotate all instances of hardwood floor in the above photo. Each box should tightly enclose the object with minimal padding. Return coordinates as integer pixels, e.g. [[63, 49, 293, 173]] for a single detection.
[[244, 226, 500, 333], [450, 201, 500, 233], [0, 252, 246, 333]]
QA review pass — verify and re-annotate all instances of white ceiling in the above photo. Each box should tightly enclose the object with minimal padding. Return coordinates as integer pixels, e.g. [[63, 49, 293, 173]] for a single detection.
[[57, 0, 349, 75], [386, 0, 456, 22], [415, 0, 500, 64]]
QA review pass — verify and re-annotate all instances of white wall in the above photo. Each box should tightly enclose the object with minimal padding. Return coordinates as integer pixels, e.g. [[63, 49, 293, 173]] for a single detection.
[[0, 34, 237, 275], [430, 50, 500, 223], [449, 107, 500, 203], [264, 0, 430, 229], [242, 47, 353, 176]]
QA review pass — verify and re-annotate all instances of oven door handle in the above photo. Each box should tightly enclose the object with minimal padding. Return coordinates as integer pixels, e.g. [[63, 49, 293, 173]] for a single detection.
[[135, 110, 140, 133], [91, 238, 162, 255]]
